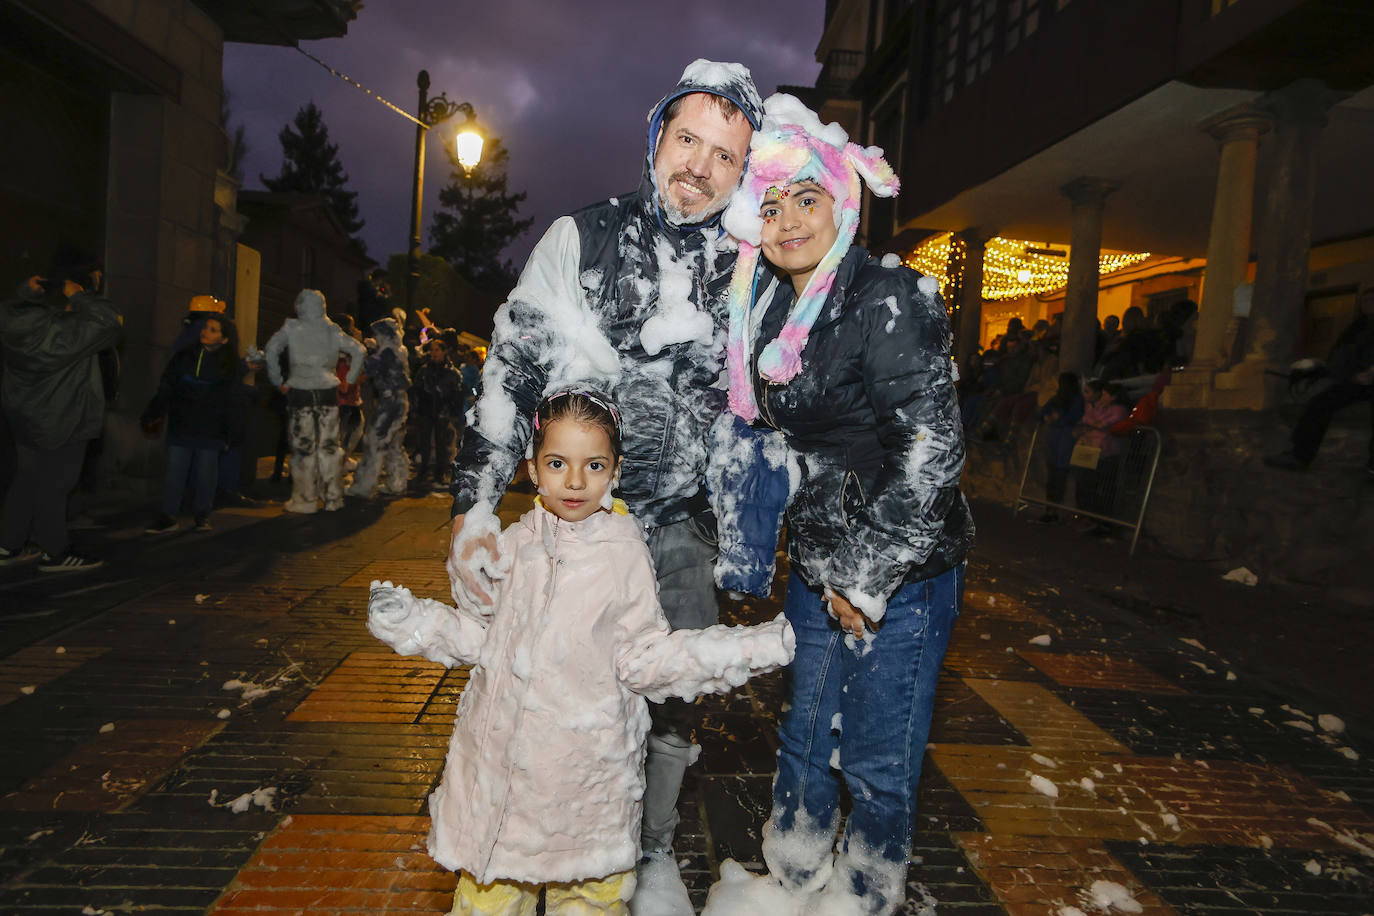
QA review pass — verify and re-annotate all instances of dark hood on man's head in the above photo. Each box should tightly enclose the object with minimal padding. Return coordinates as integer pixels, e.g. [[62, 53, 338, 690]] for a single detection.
[[641, 59, 763, 232]]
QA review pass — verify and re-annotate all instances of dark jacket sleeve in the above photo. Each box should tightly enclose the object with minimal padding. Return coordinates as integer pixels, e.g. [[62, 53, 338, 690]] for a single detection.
[[826, 273, 966, 605]]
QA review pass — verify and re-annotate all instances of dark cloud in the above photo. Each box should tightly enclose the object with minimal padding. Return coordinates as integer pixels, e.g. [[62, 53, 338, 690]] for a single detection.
[[225, 1, 823, 273]]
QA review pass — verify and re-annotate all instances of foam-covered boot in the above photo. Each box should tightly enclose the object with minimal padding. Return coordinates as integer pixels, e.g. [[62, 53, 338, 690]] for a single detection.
[[702, 859, 804, 916], [630, 849, 692, 916]]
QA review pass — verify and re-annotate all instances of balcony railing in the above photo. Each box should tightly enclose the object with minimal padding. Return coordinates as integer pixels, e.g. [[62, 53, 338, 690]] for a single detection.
[[818, 49, 864, 94]]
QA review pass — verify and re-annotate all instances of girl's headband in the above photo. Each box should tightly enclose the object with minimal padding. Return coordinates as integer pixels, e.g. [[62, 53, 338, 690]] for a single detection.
[[533, 390, 624, 439]]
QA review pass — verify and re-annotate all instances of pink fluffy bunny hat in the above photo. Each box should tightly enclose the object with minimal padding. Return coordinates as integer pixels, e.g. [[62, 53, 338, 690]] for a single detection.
[[721, 93, 899, 421]]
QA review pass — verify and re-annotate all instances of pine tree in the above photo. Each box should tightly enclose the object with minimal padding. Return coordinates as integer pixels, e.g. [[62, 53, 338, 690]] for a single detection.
[[428, 137, 533, 298], [220, 90, 248, 183], [261, 101, 365, 246]]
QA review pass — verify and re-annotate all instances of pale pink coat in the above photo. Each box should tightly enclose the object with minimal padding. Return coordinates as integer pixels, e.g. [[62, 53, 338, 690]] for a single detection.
[[367, 505, 793, 885]]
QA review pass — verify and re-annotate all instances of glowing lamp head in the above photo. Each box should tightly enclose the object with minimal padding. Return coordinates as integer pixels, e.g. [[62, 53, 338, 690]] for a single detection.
[[455, 128, 484, 175], [1017, 268, 1032, 284]]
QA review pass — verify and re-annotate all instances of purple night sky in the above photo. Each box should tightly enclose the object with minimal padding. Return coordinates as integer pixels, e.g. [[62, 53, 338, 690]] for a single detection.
[[223, 2, 823, 270]]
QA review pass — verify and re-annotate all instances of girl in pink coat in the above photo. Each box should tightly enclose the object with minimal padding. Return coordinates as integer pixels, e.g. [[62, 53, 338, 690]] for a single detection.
[[368, 391, 794, 915]]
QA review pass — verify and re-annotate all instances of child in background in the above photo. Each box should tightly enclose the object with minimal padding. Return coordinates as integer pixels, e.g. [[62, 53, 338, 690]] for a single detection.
[[335, 351, 365, 469], [368, 391, 794, 916], [409, 336, 465, 489], [1073, 377, 1131, 533], [142, 316, 244, 533]]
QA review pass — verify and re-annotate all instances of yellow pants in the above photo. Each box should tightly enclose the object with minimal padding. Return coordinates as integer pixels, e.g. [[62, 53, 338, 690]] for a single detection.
[[450, 869, 635, 916]]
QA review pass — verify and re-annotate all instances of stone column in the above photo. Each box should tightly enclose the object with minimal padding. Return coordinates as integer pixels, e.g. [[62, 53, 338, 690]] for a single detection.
[[1238, 80, 1345, 398], [955, 228, 994, 377], [1192, 106, 1271, 370], [1058, 177, 1120, 376]]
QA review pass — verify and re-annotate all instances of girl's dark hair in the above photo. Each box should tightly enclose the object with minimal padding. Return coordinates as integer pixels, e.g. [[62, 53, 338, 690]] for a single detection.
[[531, 391, 623, 460], [185, 315, 239, 375]]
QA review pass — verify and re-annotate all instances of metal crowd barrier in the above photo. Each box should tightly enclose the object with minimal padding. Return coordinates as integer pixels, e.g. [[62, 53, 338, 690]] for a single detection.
[[1013, 424, 1164, 555]]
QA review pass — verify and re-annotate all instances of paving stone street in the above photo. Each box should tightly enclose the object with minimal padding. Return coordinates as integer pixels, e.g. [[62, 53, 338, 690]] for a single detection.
[[0, 488, 1370, 915]]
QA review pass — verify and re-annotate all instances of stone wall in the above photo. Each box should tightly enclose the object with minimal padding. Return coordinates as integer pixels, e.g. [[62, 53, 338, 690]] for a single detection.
[[961, 406, 1373, 607], [88, 0, 226, 483]]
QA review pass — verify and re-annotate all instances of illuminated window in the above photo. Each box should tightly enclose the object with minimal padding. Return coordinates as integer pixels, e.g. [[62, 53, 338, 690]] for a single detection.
[[899, 233, 1151, 303]]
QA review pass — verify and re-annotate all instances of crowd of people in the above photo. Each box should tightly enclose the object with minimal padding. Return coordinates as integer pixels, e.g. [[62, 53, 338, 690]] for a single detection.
[[957, 300, 1194, 532], [0, 262, 482, 571]]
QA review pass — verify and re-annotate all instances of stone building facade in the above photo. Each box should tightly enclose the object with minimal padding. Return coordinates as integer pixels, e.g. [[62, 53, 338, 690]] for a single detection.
[[0, 0, 356, 485]]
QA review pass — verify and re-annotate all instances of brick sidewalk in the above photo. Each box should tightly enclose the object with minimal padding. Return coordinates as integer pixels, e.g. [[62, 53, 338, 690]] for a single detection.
[[0, 493, 1370, 914]]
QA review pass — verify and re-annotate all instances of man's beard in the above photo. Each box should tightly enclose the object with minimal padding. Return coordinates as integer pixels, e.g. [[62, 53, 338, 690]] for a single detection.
[[656, 167, 725, 226]]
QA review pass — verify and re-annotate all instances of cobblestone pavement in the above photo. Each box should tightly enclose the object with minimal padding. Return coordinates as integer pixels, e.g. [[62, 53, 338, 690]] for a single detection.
[[0, 491, 1370, 915]]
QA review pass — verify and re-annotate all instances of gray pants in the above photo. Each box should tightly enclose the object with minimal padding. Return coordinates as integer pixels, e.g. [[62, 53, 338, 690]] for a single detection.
[[286, 403, 342, 510], [1, 439, 87, 556], [641, 513, 717, 854]]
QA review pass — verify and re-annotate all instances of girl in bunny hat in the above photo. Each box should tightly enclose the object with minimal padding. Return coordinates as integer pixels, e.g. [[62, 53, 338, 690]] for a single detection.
[[704, 94, 975, 916]]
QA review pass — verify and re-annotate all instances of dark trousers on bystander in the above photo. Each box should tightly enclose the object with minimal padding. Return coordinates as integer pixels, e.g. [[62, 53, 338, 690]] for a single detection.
[[413, 415, 453, 483], [1291, 381, 1374, 468], [1, 439, 88, 556], [163, 444, 220, 517]]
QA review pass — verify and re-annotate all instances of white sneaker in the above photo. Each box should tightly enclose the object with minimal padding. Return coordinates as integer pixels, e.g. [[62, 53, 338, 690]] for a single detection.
[[630, 850, 694, 916], [282, 498, 318, 514]]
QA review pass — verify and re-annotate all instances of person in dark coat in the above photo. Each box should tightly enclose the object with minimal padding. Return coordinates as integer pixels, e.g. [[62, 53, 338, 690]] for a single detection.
[[0, 248, 121, 572], [704, 94, 972, 916], [142, 316, 245, 533], [1266, 287, 1374, 476], [409, 336, 465, 489]]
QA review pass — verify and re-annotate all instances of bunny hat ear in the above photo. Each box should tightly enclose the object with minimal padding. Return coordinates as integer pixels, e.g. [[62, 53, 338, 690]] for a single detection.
[[844, 143, 900, 199]]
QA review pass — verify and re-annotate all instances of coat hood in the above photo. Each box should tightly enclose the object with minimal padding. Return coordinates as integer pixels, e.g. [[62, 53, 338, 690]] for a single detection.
[[642, 59, 764, 232], [294, 289, 327, 322], [722, 94, 899, 420]]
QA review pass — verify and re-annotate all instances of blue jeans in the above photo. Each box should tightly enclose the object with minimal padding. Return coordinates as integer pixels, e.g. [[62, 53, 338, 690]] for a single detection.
[[163, 444, 220, 516], [765, 564, 964, 913]]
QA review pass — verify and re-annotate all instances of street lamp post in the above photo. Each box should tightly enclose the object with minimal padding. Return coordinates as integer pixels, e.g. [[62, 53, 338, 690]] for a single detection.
[[406, 69, 483, 313]]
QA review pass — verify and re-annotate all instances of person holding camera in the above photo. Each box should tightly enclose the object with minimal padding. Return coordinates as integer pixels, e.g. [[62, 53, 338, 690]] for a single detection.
[[0, 246, 122, 572]]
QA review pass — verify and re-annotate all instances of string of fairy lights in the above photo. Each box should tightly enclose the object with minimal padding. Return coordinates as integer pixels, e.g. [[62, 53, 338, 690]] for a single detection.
[[900, 232, 1151, 303]]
